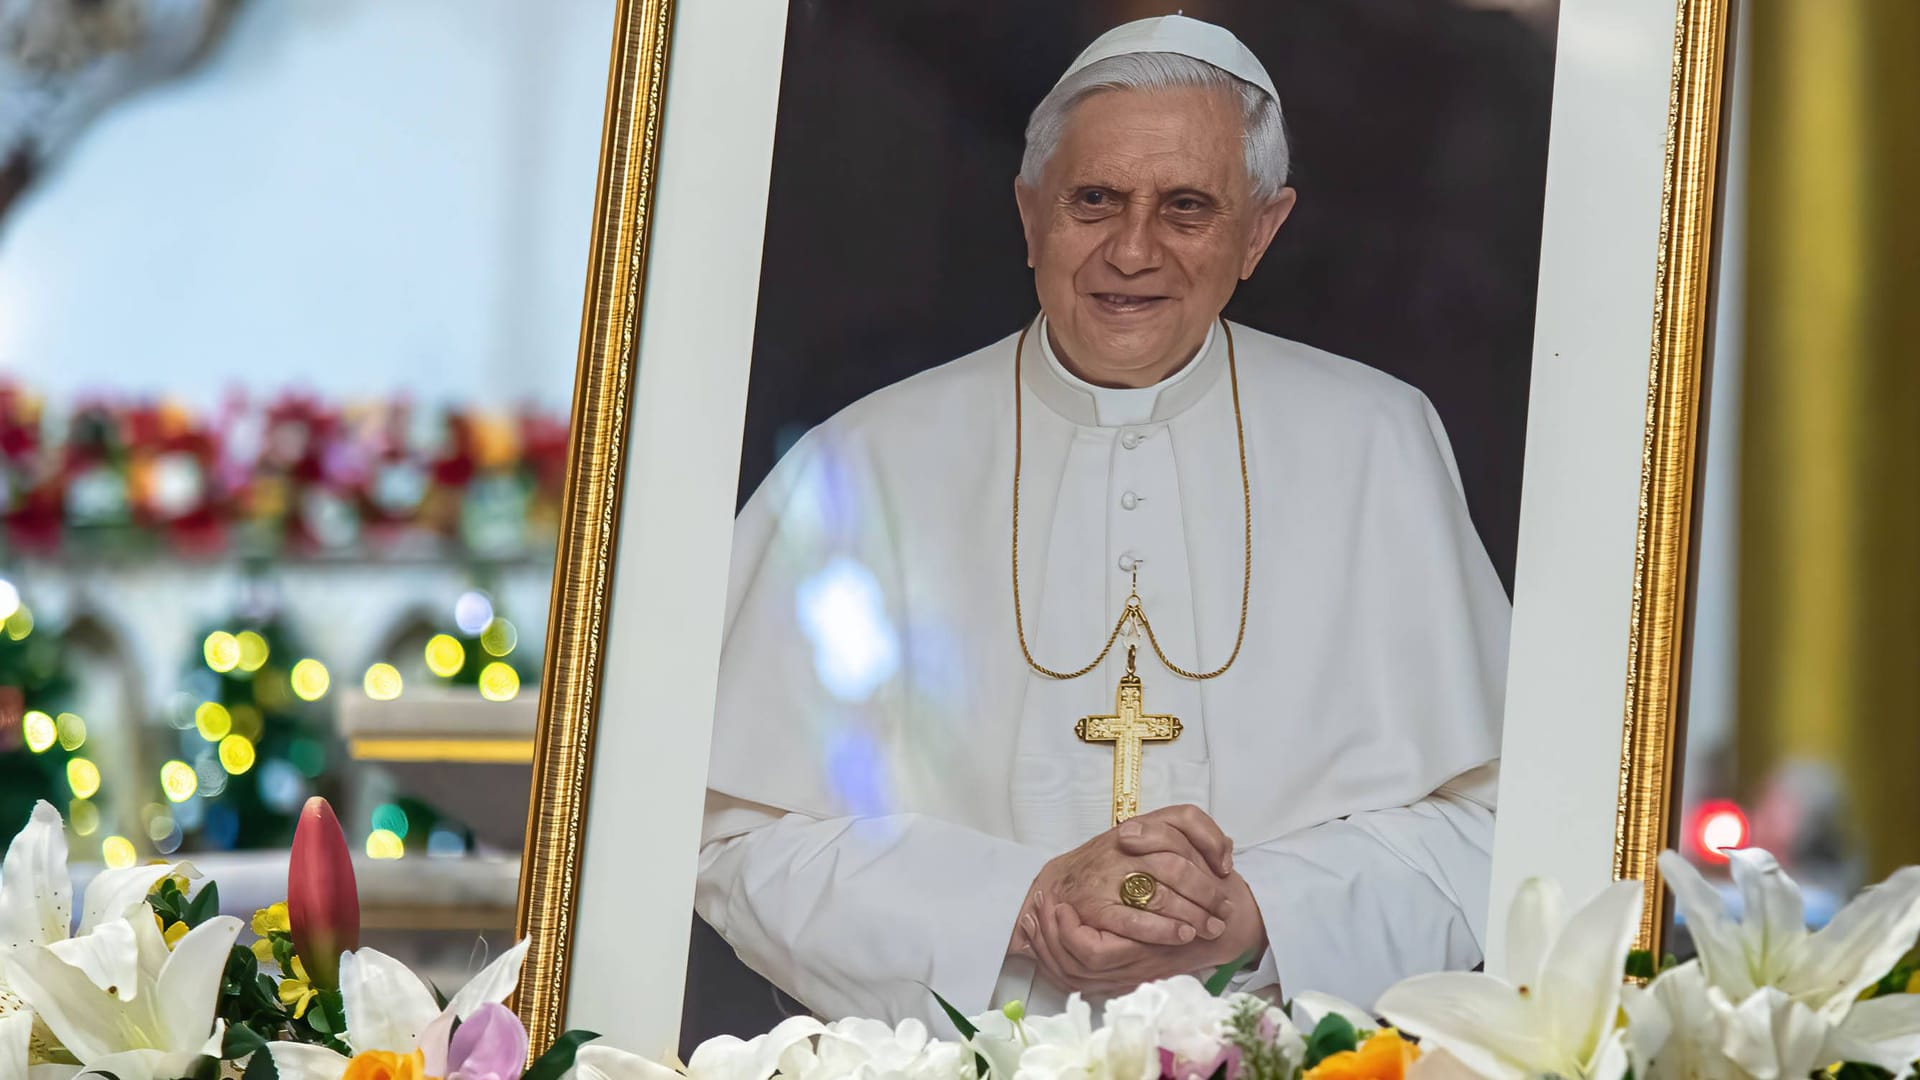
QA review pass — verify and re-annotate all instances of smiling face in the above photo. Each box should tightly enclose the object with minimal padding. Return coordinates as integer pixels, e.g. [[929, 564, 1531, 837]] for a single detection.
[[1016, 84, 1295, 388]]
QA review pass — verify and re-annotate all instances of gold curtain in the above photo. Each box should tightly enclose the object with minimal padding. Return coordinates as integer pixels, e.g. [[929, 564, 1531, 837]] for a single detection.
[[1739, 1, 1920, 882]]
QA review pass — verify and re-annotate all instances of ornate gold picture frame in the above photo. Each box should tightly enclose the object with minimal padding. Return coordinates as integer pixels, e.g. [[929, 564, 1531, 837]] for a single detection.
[[1615, 0, 1731, 958], [508, 0, 1739, 1053], [511, 0, 676, 1053]]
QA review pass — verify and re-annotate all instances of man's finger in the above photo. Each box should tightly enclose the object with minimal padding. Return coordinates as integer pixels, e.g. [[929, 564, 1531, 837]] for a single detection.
[[1087, 901, 1213, 946], [1141, 851, 1233, 918], [1052, 901, 1148, 976], [1114, 819, 1211, 869], [1140, 804, 1234, 876]]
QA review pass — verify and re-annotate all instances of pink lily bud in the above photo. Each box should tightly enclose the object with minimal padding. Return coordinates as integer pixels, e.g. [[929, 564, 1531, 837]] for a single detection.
[[288, 796, 360, 989]]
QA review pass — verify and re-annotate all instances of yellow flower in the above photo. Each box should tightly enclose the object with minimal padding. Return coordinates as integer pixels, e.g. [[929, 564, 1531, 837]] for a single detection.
[[252, 937, 277, 964], [1304, 1030, 1421, 1080], [148, 873, 192, 897], [341, 1048, 427, 1080], [278, 955, 318, 1019], [252, 901, 291, 937], [1906, 970, 1919, 994], [151, 912, 191, 948]]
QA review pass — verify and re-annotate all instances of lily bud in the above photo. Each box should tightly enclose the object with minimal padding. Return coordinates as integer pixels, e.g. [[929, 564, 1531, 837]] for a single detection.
[[288, 795, 360, 989]]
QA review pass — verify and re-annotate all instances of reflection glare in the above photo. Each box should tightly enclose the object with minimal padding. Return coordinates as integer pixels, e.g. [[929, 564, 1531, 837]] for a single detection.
[[795, 558, 899, 703]]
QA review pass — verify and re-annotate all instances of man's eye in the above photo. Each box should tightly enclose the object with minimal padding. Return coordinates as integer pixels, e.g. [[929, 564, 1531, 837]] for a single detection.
[[1078, 190, 1109, 207], [1171, 198, 1204, 212]]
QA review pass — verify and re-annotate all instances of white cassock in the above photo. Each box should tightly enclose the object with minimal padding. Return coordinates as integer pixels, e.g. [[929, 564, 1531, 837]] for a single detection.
[[695, 318, 1509, 1027]]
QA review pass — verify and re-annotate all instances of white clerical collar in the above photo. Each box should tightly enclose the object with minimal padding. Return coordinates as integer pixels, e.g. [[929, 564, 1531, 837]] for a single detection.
[[1037, 317, 1215, 428]]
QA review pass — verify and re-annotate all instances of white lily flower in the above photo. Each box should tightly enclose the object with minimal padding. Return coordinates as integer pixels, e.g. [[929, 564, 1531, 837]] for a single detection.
[[266, 939, 531, 1080], [0, 801, 195, 1005], [1374, 877, 1643, 1080], [2, 904, 238, 1071], [1649, 849, 1920, 1076], [777, 1016, 972, 1080], [559, 1018, 829, 1080], [990, 995, 1154, 1080]]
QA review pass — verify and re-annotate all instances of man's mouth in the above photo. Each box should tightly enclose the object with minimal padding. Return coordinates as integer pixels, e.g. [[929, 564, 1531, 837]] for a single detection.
[[1088, 293, 1170, 315]]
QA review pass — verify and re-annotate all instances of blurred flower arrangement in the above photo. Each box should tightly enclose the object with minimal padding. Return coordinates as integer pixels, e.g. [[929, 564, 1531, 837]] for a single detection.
[[3, 790, 1916, 1080], [0, 382, 568, 560]]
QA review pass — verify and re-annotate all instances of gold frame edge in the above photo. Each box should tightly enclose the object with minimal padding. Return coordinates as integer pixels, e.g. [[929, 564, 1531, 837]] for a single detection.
[[513, 0, 677, 1052], [1614, 0, 1730, 955]]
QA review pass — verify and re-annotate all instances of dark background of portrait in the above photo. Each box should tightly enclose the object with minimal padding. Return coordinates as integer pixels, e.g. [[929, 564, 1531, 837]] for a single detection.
[[687, 0, 1558, 1052]]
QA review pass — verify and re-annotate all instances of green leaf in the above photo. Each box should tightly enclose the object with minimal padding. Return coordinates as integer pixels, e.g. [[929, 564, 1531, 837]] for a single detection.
[[928, 988, 991, 1077], [187, 881, 222, 927], [1302, 1013, 1359, 1070], [1832, 1063, 1894, 1080], [522, 1029, 601, 1080], [272, 937, 297, 972], [224, 1023, 270, 1060], [1204, 948, 1262, 996], [242, 1046, 280, 1080], [1624, 950, 1657, 979]]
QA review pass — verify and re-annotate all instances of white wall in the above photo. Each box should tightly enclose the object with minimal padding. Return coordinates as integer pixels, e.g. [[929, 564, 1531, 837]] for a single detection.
[[0, 0, 613, 411]]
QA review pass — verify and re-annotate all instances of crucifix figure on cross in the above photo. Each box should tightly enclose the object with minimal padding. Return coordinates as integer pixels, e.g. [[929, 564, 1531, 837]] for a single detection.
[[1075, 643, 1184, 825]]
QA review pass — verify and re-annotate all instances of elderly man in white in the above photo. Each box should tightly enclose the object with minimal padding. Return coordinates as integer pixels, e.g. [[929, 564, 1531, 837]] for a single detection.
[[695, 16, 1508, 1026]]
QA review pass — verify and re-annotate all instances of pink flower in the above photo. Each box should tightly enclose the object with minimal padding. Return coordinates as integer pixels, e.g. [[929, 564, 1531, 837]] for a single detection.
[[288, 796, 360, 989], [1160, 1043, 1242, 1080], [446, 1002, 528, 1080]]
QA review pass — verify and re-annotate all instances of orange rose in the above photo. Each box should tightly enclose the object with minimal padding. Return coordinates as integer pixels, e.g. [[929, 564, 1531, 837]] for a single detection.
[[341, 1048, 428, 1080], [1304, 1030, 1421, 1080]]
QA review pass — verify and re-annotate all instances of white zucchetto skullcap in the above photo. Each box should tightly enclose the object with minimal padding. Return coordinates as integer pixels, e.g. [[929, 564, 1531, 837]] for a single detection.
[[1056, 14, 1279, 106]]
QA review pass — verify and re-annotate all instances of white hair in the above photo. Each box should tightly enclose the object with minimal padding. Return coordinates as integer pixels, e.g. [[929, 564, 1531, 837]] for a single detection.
[[1020, 52, 1290, 201]]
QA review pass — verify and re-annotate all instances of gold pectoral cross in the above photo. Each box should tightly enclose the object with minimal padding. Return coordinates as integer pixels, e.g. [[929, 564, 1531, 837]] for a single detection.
[[1074, 644, 1183, 825]]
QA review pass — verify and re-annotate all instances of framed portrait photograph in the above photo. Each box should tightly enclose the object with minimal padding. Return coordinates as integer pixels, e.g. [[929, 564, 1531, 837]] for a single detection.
[[513, 0, 1734, 1065]]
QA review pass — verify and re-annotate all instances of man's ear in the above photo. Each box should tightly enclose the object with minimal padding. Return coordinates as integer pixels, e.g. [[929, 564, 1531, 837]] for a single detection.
[[1014, 176, 1043, 269], [1239, 187, 1297, 280]]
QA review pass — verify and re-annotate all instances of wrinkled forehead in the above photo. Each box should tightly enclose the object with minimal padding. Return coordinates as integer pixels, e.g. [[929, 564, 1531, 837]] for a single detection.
[[1048, 85, 1249, 190]]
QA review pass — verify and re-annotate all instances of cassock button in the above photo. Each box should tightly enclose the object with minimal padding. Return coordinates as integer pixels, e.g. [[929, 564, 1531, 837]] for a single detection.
[[1118, 552, 1142, 572], [1120, 431, 1143, 450], [1120, 491, 1141, 511]]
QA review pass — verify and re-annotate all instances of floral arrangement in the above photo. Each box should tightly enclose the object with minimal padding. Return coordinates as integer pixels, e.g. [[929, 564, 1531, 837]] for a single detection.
[[1, 793, 1916, 1080], [0, 797, 594, 1080], [626, 850, 1920, 1080], [0, 382, 569, 559]]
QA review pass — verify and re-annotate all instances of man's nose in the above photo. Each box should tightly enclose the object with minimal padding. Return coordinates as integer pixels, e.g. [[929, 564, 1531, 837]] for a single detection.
[[1102, 205, 1163, 277]]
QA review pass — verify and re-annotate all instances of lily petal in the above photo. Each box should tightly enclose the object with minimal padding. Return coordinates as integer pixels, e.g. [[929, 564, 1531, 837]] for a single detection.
[[1538, 879, 1642, 1071], [446, 939, 530, 1021], [0, 803, 72, 950], [152, 917, 240, 1053], [3, 943, 125, 1063], [1788, 866, 1920, 1012], [1725, 850, 1808, 985], [266, 1042, 351, 1080], [73, 865, 194, 938], [338, 948, 441, 1055], [68, 1048, 206, 1080], [45, 919, 138, 1000], [1, 1011, 31, 1080], [1716, 987, 1828, 1080], [1658, 851, 1758, 1000], [1825, 993, 1920, 1076], [565, 1043, 683, 1080], [1402, 1047, 1483, 1080], [1374, 972, 1543, 1080], [1502, 877, 1563, 989], [1289, 992, 1376, 1034]]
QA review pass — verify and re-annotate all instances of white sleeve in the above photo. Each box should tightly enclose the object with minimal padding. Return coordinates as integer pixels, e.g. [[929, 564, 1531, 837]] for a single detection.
[[696, 793, 1051, 1028], [1231, 773, 1495, 1007]]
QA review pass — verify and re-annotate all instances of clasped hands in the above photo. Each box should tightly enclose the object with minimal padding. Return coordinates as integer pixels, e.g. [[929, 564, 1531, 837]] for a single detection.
[[1008, 804, 1266, 994]]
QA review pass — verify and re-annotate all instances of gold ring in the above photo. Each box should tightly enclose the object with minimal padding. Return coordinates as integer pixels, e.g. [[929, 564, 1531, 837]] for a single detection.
[[1120, 871, 1158, 910]]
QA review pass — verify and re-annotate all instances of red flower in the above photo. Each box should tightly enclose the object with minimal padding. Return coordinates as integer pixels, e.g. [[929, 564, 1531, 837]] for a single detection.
[[288, 796, 361, 989]]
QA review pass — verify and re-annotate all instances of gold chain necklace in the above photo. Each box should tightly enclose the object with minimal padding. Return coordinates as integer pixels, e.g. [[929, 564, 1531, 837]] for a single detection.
[[1010, 316, 1253, 682]]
